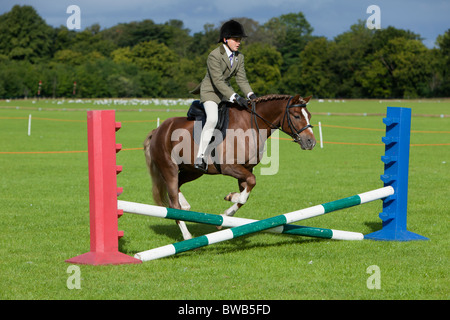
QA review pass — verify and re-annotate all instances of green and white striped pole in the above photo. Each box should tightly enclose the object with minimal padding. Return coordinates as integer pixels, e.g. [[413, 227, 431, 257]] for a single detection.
[[118, 200, 364, 240], [134, 186, 394, 262]]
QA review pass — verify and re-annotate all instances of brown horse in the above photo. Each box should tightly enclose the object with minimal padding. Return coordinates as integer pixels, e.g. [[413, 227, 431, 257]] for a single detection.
[[144, 94, 316, 239]]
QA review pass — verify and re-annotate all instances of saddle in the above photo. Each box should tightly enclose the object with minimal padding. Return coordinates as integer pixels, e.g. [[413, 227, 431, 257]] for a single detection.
[[187, 100, 230, 172], [187, 100, 230, 145]]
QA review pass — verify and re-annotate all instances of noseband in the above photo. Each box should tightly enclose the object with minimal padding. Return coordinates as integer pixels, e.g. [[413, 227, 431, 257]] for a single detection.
[[281, 97, 314, 143]]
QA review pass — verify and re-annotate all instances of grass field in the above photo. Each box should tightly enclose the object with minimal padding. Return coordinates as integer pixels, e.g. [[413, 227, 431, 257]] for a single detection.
[[0, 98, 448, 301]]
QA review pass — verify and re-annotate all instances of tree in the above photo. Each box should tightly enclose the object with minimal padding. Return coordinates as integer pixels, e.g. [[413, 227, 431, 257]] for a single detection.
[[102, 19, 174, 48], [131, 40, 178, 77], [296, 37, 338, 98], [0, 5, 53, 62], [387, 38, 432, 98], [370, 26, 422, 51], [332, 21, 376, 97], [357, 58, 393, 98], [70, 24, 117, 57], [188, 24, 220, 57], [52, 26, 77, 53], [163, 19, 192, 57], [263, 12, 314, 73], [241, 43, 283, 94], [47, 63, 76, 98], [436, 29, 450, 96], [111, 47, 133, 64], [358, 38, 432, 98], [53, 49, 85, 66], [75, 58, 118, 97]]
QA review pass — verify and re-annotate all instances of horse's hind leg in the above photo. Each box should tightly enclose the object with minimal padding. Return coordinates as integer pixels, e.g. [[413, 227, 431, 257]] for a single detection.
[[169, 178, 193, 240], [177, 170, 203, 211], [153, 159, 193, 240], [177, 189, 192, 238], [172, 170, 204, 239]]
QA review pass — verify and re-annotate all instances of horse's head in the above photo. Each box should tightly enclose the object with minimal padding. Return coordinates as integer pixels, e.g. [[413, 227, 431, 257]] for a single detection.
[[281, 95, 316, 150]]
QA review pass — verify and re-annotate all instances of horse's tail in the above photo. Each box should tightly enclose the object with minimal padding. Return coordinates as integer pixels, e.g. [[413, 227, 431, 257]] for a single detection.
[[144, 129, 169, 207]]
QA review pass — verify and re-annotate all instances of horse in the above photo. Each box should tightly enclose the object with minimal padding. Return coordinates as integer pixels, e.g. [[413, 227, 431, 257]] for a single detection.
[[143, 94, 316, 240]]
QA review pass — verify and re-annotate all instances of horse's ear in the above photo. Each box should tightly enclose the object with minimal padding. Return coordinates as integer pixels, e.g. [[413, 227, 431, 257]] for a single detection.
[[292, 94, 301, 103], [303, 95, 312, 104]]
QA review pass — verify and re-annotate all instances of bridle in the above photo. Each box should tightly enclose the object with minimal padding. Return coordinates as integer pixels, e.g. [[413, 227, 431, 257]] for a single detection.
[[280, 96, 314, 143], [247, 96, 313, 143]]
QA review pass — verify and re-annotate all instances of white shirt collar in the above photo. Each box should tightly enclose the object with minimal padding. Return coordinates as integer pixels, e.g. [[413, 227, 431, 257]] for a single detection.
[[223, 44, 233, 57]]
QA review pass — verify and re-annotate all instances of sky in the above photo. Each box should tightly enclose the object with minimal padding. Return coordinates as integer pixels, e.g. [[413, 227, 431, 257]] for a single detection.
[[1, 0, 449, 48]]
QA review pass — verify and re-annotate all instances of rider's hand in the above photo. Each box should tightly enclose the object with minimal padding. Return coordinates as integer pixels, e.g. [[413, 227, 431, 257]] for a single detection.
[[248, 93, 257, 100], [235, 95, 248, 107]]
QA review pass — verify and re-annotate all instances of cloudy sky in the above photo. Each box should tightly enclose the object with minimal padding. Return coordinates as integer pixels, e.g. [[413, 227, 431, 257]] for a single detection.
[[1, 0, 448, 48]]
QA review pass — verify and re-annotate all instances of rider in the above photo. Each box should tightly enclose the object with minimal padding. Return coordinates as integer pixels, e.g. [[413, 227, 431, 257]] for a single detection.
[[191, 19, 256, 172]]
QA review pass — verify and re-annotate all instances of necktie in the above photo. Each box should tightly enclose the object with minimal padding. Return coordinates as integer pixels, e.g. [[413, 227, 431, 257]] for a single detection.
[[229, 53, 233, 67]]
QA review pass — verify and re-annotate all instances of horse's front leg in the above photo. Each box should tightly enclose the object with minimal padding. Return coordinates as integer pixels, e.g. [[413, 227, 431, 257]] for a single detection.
[[224, 178, 250, 211], [222, 166, 256, 217]]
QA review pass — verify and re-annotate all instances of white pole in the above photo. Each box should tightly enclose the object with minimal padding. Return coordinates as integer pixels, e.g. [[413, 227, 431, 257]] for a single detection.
[[118, 200, 364, 240], [28, 114, 32, 136], [135, 186, 394, 261], [157, 117, 160, 127], [318, 121, 323, 148]]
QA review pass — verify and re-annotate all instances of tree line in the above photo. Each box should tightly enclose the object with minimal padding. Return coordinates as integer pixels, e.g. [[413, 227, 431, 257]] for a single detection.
[[0, 5, 449, 99]]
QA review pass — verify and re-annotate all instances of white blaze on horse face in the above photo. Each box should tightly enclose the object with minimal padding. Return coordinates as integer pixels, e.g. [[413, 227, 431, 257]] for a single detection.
[[301, 108, 314, 134]]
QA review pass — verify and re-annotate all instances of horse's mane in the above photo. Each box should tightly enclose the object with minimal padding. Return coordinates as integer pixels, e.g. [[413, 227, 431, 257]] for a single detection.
[[252, 94, 291, 105]]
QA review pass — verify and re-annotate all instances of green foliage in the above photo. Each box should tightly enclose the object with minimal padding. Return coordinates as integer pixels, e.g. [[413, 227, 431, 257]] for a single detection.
[[263, 12, 314, 72], [435, 29, 450, 95], [0, 5, 53, 62], [0, 5, 448, 98], [131, 41, 178, 77], [296, 38, 338, 97], [241, 43, 282, 94]]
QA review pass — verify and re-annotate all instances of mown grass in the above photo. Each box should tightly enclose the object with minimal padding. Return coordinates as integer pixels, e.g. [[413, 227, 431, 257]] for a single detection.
[[0, 98, 448, 300]]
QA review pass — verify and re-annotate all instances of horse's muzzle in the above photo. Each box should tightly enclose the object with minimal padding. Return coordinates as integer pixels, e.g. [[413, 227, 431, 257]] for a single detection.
[[297, 136, 316, 150]]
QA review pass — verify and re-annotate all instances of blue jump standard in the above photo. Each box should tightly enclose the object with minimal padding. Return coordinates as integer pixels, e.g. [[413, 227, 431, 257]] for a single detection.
[[365, 107, 428, 241]]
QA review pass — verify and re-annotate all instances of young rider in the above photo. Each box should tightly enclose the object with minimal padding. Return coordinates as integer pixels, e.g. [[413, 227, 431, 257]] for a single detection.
[[192, 19, 256, 172]]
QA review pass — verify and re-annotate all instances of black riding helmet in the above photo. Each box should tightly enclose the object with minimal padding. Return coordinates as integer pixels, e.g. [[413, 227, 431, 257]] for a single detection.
[[218, 20, 247, 43]]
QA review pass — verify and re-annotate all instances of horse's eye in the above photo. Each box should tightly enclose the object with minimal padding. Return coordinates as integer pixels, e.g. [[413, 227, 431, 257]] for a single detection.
[[294, 115, 300, 119]]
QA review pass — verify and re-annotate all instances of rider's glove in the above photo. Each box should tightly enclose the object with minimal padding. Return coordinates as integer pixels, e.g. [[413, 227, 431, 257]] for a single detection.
[[235, 95, 248, 107]]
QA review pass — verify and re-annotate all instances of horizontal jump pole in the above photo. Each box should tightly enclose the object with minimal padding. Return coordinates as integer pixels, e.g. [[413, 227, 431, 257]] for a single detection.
[[135, 186, 394, 262], [118, 200, 364, 241]]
